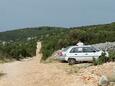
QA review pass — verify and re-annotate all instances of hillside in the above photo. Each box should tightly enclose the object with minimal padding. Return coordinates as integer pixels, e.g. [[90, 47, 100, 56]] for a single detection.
[[0, 27, 67, 42], [0, 22, 115, 61]]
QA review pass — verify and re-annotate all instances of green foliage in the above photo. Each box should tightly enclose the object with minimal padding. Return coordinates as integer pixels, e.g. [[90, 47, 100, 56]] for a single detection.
[[93, 50, 115, 65], [93, 53, 109, 65], [0, 40, 36, 61], [109, 51, 115, 61], [41, 30, 68, 60]]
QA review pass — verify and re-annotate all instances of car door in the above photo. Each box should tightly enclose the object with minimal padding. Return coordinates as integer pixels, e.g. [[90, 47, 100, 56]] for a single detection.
[[67, 47, 86, 61], [82, 47, 96, 61]]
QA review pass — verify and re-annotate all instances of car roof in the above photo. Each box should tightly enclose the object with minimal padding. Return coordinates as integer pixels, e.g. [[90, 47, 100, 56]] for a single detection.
[[70, 45, 92, 48]]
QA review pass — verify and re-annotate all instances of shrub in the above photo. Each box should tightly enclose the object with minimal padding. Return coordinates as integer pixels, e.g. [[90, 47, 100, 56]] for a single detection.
[[109, 51, 115, 61], [93, 53, 109, 65]]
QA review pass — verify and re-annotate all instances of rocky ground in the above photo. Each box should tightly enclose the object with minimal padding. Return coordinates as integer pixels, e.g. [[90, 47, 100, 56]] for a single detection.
[[92, 42, 115, 51]]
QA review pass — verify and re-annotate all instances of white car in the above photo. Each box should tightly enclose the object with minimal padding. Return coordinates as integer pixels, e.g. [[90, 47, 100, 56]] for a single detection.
[[57, 45, 109, 65]]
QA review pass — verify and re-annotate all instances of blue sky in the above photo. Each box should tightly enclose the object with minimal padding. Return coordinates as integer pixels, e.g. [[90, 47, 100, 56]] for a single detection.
[[0, 0, 115, 32]]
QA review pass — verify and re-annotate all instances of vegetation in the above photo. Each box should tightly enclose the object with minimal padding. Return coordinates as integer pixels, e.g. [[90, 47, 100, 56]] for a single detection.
[[93, 51, 115, 65], [93, 53, 108, 65], [0, 22, 115, 61], [109, 51, 115, 61], [0, 41, 36, 61]]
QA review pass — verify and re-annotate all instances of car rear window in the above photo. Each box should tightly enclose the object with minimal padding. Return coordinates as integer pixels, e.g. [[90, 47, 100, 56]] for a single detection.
[[83, 46, 100, 52], [83, 47, 95, 52], [92, 46, 100, 52], [62, 46, 70, 51]]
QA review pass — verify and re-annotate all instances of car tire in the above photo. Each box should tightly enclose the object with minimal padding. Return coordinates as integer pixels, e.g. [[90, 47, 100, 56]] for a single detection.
[[68, 58, 76, 65]]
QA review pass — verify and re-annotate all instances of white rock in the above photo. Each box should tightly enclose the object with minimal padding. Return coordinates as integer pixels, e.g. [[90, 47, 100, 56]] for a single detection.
[[99, 75, 109, 86]]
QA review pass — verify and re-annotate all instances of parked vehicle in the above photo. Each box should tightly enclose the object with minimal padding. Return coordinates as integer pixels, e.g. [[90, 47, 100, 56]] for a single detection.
[[57, 45, 109, 65]]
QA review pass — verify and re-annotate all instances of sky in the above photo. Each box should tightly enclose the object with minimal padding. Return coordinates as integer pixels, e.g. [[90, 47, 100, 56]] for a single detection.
[[0, 0, 115, 32]]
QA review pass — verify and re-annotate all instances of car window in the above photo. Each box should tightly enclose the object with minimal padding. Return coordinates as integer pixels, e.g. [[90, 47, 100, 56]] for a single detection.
[[83, 47, 95, 52], [62, 46, 70, 52], [92, 46, 100, 52], [70, 47, 83, 53]]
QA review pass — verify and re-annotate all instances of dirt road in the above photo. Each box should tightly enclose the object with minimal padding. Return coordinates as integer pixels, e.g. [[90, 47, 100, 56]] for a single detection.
[[0, 42, 100, 86]]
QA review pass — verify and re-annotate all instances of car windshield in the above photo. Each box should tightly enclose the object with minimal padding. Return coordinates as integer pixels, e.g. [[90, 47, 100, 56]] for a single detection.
[[92, 46, 100, 51], [62, 46, 70, 51]]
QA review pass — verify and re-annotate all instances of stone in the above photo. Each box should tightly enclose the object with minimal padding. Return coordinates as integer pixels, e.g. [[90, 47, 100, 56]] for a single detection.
[[99, 75, 109, 86]]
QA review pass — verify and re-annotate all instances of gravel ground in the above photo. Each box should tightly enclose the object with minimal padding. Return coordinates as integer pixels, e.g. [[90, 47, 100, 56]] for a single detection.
[[92, 42, 115, 51]]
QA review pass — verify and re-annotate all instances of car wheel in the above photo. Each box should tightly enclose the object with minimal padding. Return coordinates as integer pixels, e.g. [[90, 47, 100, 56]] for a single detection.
[[68, 58, 76, 65]]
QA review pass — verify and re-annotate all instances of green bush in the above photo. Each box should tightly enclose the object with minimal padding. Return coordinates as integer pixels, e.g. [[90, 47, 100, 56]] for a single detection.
[[109, 51, 115, 61], [0, 40, 36, 61], [93, 53, 109, 65]]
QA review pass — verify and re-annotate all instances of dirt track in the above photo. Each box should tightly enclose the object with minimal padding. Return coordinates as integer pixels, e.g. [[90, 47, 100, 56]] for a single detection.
[[0, 42, 114, 86]]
